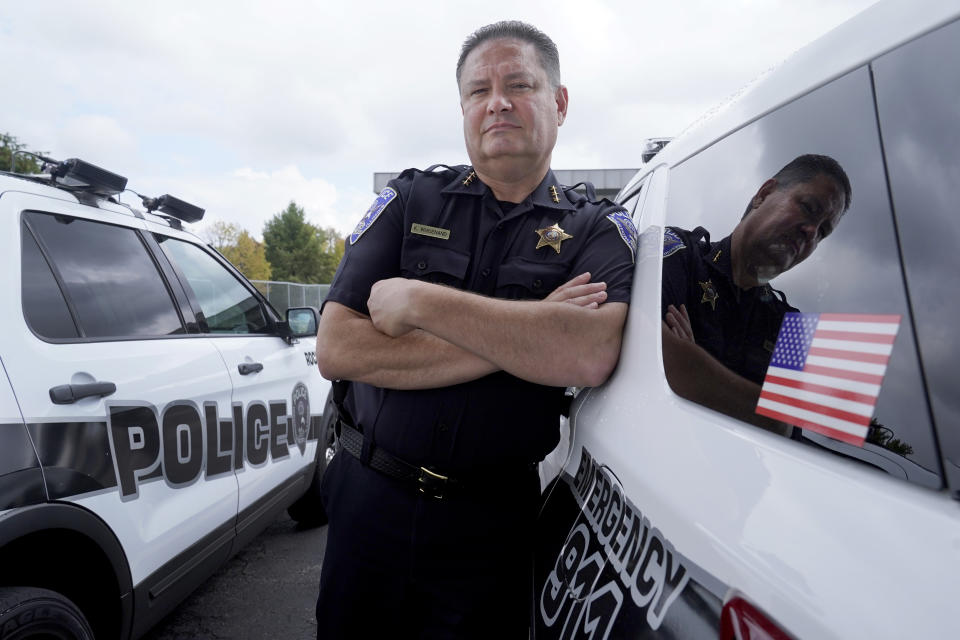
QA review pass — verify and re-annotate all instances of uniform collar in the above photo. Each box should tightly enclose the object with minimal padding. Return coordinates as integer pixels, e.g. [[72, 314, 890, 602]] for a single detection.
[[527, 170, 575, 212], [706, 234, 733, 279], [441, 167, 574, 212], [708, 234, 774, 298], [441, 166, 486, 197]]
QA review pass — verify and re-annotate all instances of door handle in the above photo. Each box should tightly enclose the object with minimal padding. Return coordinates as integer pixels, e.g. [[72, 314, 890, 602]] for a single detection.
[[238, 362, 263, 375], [49, 382, 117, 405]]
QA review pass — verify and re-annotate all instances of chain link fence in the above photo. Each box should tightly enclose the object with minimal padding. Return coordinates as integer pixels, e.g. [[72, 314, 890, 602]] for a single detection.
[[252, 280, 331, 315]]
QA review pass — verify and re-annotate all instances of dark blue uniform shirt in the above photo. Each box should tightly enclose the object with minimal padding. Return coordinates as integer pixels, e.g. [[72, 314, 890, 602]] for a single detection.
[[325, 165, 636, 474], [661, 226, 796, 385]]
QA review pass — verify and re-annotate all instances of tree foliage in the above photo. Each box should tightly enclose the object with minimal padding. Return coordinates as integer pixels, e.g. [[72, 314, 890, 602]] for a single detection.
[[1, 132, 44, 174], [316, 224, 346, 282], [206, 221, 272, 281], [262, 201, 344, 284], [866, 417, 914, 457], [206, 220, 242, 252]]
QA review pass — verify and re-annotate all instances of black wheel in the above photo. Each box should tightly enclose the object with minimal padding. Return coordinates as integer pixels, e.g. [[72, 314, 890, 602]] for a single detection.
[[287, 387, 338, 526], [0, 587, 94, 640]]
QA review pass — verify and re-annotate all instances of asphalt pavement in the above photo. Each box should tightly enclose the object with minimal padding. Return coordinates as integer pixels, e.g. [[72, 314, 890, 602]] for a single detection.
[[143, 515, 328, 640]]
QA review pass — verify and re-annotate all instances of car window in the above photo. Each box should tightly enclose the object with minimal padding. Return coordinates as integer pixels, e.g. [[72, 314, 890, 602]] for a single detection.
[[873, 18, 960, 494], [617, 178, 647, 224], [21, 220, 80, 339], [22, 211, 184, 339], [659, 65, 941, 488], [157, 236, 268, 334]]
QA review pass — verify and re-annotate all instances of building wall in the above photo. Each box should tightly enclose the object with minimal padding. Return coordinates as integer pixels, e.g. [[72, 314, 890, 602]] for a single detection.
[[373, 168, 639, 200]]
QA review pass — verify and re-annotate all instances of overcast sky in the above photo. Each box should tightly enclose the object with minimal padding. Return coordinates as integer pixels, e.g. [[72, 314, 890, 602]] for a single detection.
[[2, 0, 876, 240]]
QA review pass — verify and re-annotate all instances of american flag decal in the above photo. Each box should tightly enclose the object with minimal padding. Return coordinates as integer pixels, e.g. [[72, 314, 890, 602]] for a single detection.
[[756, 312, 901, 446]]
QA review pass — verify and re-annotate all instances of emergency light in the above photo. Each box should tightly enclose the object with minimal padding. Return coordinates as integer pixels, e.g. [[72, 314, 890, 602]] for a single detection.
[[141, 194, 205, 223], [50, 158, 128, 195]]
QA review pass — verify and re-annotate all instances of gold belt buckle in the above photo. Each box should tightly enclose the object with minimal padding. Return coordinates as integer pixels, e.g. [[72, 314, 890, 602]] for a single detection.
[[417, 466, 449, 499]]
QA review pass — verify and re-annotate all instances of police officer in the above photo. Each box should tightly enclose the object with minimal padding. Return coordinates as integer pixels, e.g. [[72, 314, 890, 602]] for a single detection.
[[662, 225, 797, 385], [660, 154, 851, 432], [314, 20, 636, 638]]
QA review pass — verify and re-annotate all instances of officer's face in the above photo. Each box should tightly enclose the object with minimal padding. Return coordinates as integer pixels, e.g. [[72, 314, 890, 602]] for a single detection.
[[459, 38, 568, 178], [737, 173, 846, 283]]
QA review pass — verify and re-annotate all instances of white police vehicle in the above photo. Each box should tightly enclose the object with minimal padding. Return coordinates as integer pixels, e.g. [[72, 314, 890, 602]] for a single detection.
[[534, 1, 960, 638], [0, 157, 333, 639]]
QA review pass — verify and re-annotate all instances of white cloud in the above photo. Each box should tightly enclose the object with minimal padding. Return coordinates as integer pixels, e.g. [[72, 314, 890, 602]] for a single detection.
[[141, 163, 373, 241], [2, 0, 878, 238], [57, 116, 138, 168]]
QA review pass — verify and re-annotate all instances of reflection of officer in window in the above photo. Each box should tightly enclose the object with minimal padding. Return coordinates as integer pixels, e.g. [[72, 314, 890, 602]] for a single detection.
[[314, 21, 637, 638], [661, 154, 851, 434]]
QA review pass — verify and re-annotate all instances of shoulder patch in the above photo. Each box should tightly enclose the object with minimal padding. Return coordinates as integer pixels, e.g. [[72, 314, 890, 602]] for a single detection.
[[350, 187, 397, 245], [663, 228, 686, 258], [606, 209, 638, 262]]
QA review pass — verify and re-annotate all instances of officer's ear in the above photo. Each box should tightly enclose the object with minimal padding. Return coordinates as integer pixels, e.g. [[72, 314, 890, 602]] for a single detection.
[[555, 85, 569, 126], [752, 179, 779, 209]]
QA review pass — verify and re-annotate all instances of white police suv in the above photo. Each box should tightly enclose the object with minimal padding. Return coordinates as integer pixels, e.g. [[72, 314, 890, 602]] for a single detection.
[[534, 1, 960, 638], [0, 157, 332, 639]]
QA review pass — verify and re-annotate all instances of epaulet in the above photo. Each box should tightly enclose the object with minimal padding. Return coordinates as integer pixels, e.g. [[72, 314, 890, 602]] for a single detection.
[[422, 163, 468, 176], [391, 165, 462, 183], [766, 285, 791, 306], [563, 181, 598, 202], [557, 185, 636, 260], [561, 186, 586, 206], [689, 226, 711, 245], [561, 185, 619, 210], [664, 225, 713, 257]]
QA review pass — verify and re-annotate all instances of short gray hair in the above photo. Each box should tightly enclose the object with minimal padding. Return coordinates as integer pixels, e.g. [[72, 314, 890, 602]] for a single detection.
[[742, 154, 852, 218], [456, 21, 561, 88]]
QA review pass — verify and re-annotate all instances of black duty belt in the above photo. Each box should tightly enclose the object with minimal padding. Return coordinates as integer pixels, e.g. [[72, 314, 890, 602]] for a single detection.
[[338, 420, 533, 500]]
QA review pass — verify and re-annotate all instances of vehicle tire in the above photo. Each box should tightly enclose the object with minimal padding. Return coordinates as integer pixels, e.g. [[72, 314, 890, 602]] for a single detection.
[[287, 387, 338, 526], [0, 586, 94, 640]]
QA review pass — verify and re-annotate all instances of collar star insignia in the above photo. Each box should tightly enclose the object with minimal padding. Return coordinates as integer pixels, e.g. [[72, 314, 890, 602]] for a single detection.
[[549, 185, 560, 203], [699, 279, 719, 310], [535, 223, 573, 254]]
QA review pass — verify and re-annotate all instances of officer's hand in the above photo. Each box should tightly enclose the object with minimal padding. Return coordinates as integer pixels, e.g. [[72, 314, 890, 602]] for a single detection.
[[664, 304, 694, 342], [368, 278, 418, 337], [545, 272, 607, 309]]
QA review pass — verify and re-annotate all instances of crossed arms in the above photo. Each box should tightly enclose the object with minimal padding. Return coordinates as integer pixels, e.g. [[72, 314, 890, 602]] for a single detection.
[[662, 303, 791, 436], [316, 273, 628, 390]]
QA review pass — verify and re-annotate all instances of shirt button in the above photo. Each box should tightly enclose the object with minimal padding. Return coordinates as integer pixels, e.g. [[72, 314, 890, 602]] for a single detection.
[[481, 268, 491, 277], [533, 279, 543, 288], [417, 261, 427, 270], [496, 224, 503, 230], [439, 423, 448, 432]]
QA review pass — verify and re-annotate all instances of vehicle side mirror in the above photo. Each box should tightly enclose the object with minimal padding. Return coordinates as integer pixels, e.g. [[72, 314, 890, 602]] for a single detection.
[[282, 307, 319, 341]]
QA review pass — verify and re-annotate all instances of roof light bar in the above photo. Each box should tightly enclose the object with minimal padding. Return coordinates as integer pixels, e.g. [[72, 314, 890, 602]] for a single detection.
[[142, 194, 205, 223], [641, 137, 672, 164], [50, 158, 128, 195]]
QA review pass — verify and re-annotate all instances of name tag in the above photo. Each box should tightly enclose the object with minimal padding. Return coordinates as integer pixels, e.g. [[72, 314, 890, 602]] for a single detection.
[[411, 223, 451, 240]]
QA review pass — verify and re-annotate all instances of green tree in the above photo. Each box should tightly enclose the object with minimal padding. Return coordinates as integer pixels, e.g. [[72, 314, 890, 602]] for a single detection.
[[206, 220, 272, 280], [315, 224, 345, 284], [1, 133, 44, 174], [263, 201, 343, 283]]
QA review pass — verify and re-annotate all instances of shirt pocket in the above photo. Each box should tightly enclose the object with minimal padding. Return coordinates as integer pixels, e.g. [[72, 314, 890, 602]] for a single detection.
[[495, 258, 569, 300], [400, 240, 471, 287]]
